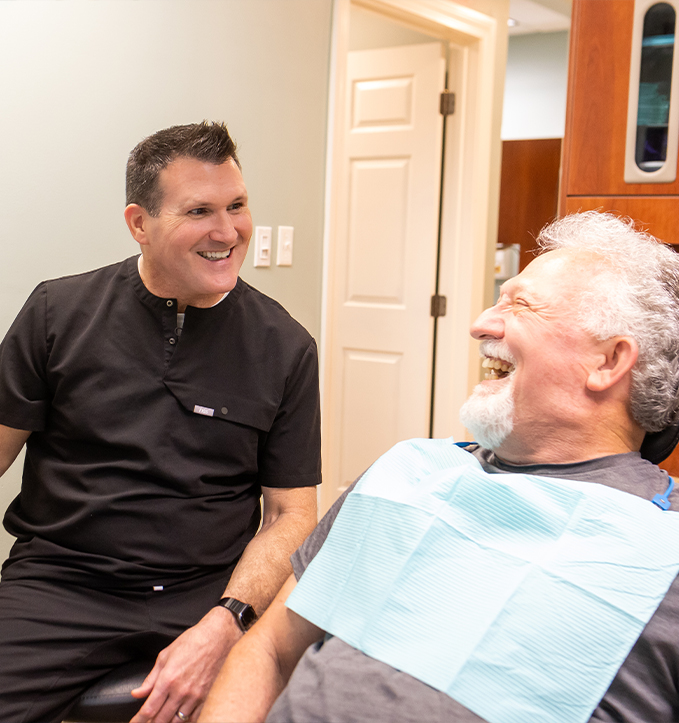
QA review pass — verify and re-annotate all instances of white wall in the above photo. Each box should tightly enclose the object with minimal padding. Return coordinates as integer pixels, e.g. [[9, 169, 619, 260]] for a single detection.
[[0, 0, 333, 560], [502, 30, 569, 139]]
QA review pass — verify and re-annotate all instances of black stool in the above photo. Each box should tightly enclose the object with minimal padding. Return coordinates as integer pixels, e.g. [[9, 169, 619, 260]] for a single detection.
[[63, 659, 154, 723]]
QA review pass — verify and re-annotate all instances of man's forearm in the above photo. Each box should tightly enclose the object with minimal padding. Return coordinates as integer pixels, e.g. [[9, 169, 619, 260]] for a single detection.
[[199, 575, 324, 723], [199, 625, 287, 723], [218, 486, 317, 615]]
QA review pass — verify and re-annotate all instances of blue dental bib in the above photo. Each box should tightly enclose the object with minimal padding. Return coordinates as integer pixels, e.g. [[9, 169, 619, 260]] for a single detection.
[[287, 439, 679, 723]]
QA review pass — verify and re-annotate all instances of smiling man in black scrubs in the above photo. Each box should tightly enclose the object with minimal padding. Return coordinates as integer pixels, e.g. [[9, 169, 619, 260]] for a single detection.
[[0, 122, 321, 723]]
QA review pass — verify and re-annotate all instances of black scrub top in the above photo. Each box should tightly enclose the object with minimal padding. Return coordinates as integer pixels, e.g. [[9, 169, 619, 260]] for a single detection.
[[0, 257, 321, 589]]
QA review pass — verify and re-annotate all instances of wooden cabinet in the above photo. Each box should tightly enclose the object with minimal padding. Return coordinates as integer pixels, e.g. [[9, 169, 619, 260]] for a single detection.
[[498, 138, 561, 271], [560, 0, 679, 244]]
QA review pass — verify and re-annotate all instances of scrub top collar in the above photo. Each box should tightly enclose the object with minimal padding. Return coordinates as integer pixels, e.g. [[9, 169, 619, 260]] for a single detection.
[[125, 255, 245, 318]]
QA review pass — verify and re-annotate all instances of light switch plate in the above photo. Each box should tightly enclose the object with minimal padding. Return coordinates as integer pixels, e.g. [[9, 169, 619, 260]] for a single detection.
[[253, 226, 272, 267], [277, 226, 293, 266]]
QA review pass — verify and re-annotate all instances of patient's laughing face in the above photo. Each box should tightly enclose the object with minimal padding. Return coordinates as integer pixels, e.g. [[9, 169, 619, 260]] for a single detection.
[[460, 250, 603, 455]]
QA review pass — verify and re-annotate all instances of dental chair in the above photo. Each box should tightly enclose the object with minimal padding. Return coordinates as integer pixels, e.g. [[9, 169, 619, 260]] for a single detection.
[[62, 659, 153, 723]]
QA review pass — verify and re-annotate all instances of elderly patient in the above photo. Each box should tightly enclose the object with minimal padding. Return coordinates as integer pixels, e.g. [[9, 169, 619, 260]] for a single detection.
[[200, 211, 679, 723]]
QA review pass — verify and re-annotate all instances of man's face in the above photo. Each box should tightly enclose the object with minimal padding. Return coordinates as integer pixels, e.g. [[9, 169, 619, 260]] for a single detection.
[[131, 156, 253, 309], [460, 250, 606, 460]]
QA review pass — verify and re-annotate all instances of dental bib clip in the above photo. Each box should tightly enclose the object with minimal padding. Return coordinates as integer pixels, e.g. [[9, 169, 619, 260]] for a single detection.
[[652, 477, 674, 511]]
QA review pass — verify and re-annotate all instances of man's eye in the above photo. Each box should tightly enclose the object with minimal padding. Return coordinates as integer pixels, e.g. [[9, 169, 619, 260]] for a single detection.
[[189, 208, 208, 216], [228, 202, 245, 212]]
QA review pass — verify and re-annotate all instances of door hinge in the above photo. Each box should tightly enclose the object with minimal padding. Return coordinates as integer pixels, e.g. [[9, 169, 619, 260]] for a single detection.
[[431, 294, 447, 318], [440, 91, 455, 116]]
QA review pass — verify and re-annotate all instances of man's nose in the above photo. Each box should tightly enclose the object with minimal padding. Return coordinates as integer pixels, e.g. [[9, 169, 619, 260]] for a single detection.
[[209, 211, 238, 242], [470, 304, 504, 340]]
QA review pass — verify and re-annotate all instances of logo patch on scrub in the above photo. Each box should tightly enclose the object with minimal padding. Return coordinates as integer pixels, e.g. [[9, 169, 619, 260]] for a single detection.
[[193, 404, 214, 417]]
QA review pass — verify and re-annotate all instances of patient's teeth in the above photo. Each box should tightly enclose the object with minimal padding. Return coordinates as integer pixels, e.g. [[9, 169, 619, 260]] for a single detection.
[[482, 356, 515, 377]]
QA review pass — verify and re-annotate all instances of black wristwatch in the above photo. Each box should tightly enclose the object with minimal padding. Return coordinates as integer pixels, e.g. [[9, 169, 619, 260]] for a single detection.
[[215, 597, 258, 632]]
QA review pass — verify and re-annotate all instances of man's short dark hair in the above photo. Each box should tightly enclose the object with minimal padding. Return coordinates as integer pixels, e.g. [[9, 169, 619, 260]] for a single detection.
[[125, 121, 240, 216]]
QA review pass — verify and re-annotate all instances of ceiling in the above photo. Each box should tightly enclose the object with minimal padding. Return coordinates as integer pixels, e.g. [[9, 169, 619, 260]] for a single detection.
[[508, 0, 572, 35]]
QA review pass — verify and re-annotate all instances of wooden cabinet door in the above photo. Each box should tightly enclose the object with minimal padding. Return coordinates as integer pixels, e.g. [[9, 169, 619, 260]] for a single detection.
[[562, 0, 679, 200]]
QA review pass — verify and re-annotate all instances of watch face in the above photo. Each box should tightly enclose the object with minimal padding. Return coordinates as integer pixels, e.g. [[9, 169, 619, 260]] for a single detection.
[[240, 604, 257, 629], [218, 597, 258, 631]]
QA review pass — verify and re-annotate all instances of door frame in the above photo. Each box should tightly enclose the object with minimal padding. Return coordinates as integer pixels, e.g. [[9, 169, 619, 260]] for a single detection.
[[319, 0, 509, 512]]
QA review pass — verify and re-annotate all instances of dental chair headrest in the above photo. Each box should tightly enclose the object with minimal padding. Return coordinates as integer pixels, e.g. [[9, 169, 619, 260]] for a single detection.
[[640, 423, 679, 465]]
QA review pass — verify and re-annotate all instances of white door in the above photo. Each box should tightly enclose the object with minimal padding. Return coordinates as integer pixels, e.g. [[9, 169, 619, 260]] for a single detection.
[[322, 41, 446, 510]]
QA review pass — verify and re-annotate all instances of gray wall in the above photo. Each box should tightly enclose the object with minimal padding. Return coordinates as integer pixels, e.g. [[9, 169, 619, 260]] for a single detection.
[[502, 30, 569, 139], [0, 0, 333, 560]]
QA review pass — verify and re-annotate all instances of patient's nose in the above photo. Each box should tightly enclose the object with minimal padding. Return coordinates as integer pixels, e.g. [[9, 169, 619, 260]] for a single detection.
[[470, 304, 504, 340]]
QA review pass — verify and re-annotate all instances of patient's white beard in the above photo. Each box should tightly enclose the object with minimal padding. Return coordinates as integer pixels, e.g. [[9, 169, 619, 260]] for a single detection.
[[459, 378, 515, 450]]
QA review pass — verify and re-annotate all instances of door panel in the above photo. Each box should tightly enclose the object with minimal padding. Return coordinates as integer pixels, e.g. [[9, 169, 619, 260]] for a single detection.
[[339, 349, 402, 484], [346, 158, 409, 303]]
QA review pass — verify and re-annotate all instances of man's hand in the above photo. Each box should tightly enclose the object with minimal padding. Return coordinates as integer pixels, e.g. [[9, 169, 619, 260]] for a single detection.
[[130, 607, 242, 723]]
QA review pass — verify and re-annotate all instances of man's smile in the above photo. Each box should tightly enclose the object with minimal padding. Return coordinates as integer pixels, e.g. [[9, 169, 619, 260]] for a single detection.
[[481, 356, 515, 380], [197, 249, 233, 260]]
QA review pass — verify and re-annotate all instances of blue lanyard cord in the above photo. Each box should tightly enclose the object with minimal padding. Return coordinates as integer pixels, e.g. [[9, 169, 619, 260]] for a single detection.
[[652, 477, 675, 510]]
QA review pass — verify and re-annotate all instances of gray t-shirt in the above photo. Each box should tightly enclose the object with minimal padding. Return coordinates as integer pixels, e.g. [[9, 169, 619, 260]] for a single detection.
[[268, 447, 679, 723]]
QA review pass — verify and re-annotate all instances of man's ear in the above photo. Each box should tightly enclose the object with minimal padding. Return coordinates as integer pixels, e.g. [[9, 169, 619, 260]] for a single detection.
[[586, 337, 639, 393], [124, 204, 150, 245]]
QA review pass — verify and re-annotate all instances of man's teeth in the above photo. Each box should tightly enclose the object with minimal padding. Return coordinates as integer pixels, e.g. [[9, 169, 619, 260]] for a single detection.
[[481, 357, 513, 372], [481, 357, 514, 380], [198, 249, 232, 260]]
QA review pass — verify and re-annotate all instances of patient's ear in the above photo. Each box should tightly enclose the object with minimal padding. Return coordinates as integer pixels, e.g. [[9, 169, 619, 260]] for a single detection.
[[587, 337, 639, 393]]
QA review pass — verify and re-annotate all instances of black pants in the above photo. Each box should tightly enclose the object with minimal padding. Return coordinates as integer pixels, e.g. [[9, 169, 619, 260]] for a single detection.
[[0, 570, 230, 723]]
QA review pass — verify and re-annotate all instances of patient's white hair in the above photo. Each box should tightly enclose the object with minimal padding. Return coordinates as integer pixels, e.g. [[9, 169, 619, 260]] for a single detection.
[[537, 211, 679, 432]]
